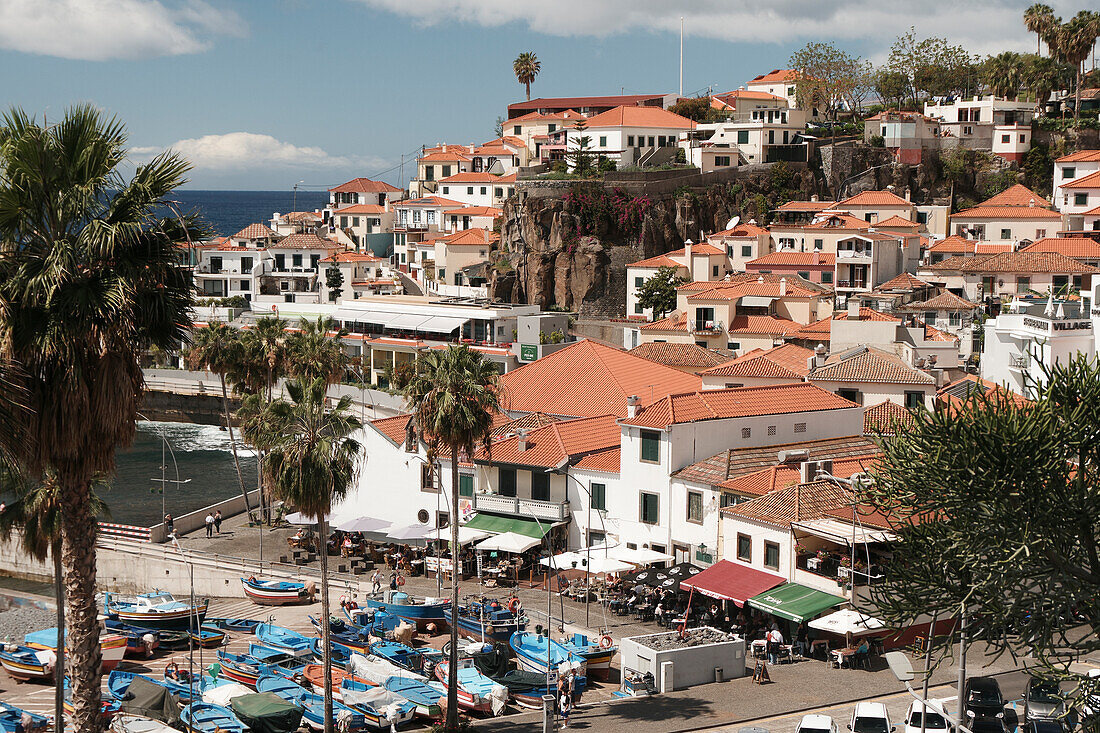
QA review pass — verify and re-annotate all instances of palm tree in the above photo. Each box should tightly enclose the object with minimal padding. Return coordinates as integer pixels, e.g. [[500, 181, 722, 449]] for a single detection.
[[287, 316, 348, 387], [983, 52, 1024, 99], [235, 316, 289, 522], [262, 377, 361, 733], [1022, 54, 1073, 113], [1024, 4, 1058, 55], [0, 472, 108, 733], [1051, 11, 1100, 120], [186, 322, 251, 513], [0, 105, 194, 732], [402, 346, 502, 732], [513, 52, 542, 102]]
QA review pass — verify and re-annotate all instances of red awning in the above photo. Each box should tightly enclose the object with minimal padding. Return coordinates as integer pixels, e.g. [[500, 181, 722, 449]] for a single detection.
[[680, 560, 784, 606]]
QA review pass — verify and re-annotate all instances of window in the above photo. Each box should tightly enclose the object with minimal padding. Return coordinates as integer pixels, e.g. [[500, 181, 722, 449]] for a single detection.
[[437, 511, 449, 529], [725, 382, 744, 388], [640, 430, 660, 462], [741, 245, 753, 257], [458, 474, 473, 497], [441, 186, 449, 195], [495, 187, 503, 198], [292, 254, 303, 267], [821, 272, 834, 284], [1036, 229, 1046, 239], [797, 271, 810, 280], [837, 388, 862, 404], [737, 534, 751, 562], [241, 256, 253, 271], [764, 541, 780, 570], [442, 165, 452, 177], [499, 467, 517, 497], [794, 422, 807, 433], [1075, 193, 1088, 206], [587, 530, 606, 547], [814, 238, 824, 250], [905, 391, 925, 409], [767, 425, 776, 436], [627, 135, 635, 146], [648, 136, 655, 146], [963, 126, 973, 135], [727, 341, 740, 351], [1000, 228, 1012, 240], [426, 210, 436, 225], [1019, 134, 1026, 143], [424, 166, 434, 182], [713, 265, 720, 277], [916, 211, 928, 225], [640, 492, 659, 524], [531, 472, 550, 501], [352, 217, 360, 227], [239, 280, 249, 291], [1001, 134, 1010, 143], [1064, 166, 1076, 179], [634, 302, 643, 314], [480, 187, 487, 195], [1016, 276, 1030, 293], [421, 463, 434, 490], [591, 482, 606, 511], [741, 427, 751, 438], [737, 130, 749, 144], [340, 216, 348, 228], [949, 311, 962, 327], [599, 135, 607, 147], [513, 125, 521, 135], [635, 276, 644, 287], [687, 491, 703, 524], [547, 124, 556, 132], [467, 187, 474, 195], [714, 155, 730, 167]]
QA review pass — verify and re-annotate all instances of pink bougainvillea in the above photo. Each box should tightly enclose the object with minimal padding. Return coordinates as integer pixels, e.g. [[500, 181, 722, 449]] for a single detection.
[[562, 185, 652, 243]]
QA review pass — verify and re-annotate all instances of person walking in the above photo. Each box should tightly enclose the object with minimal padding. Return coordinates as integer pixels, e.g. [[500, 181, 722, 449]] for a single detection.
[[371, 569, 383, 594], [559, 685, 572, 728], [213, 510, 223, 534], [766, 625, 784, 664], [389, 571, 398, 591], [204, 512, 214, 538], [164, 514, 174, 534]]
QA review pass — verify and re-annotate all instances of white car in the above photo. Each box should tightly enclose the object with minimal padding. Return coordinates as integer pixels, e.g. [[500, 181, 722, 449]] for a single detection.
[[798, 714, 839, 733], [903, 700, 949, 733], [850, 702, 894, 733]]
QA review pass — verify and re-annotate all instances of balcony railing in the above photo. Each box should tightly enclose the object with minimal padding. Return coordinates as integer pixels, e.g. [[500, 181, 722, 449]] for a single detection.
[[472, 493, 570, 522], [1009, 354, 1030, 370], [689, 319, 724, 334], [796, 553, 886, 587]]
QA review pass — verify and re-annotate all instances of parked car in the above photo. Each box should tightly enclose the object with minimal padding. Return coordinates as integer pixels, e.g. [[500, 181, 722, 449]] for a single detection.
[[799, 714, 839, 733], [903, 700, 949, 733], [969, 717, 1010, 733], [1024, 676, 1074, 726], [964, 677, 1006, 720], [1022, 721, 1064, 733], [849, 702, 893, 733]]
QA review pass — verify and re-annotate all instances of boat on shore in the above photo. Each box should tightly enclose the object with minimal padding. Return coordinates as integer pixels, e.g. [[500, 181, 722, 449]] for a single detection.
[[364, 591, 449, 631], [443, 600, 525, 643], [339, 680, 417, 730], [180, 702, 245, 733], [216, 644, 308, 688], [107, 670, 211, 704], [105, 591, 208, 629], [109, 714, 177, 733], [256, 675, 367, 731], [24, 627, 128, 673], [0, 703, 48, 732], [255, 623, 312, 657], [0, 645, 56, 682], [382, 676, 444, 719], [204, 618, 260, 634], [559, 632, 616, 681], [241, 577, 314, 606], [188, 628, 225, 649], [433, 660, 506, 715]]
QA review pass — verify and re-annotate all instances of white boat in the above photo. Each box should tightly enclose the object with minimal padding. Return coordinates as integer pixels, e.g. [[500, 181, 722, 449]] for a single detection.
[[346, 653, 417, 686], [110, 714, 177, 733]]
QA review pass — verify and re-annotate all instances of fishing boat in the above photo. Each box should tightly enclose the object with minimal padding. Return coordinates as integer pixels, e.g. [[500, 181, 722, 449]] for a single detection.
[[491, 670, 564, 710], [309, 637, 358, 667], [255, 623, 312, 657], [256, 675, 367, 731], [109, 713, 178, 733], [364, 591, 449, 631], [443, 600, 525, 643], [0, 645, 56, 682], [299, 664, 375, 700], [24, 627, 128, 673], [179, 702, 245, 733], [559, 632, 616, 681], [63, 686, 121, 722], [105, 591, 208, 629], [308, 616, 372, 654], [204, 618, 261, 634], [148, 629, 190, 651], [433, 660, 506, 714], [339, 680, 417, 730], [107, 670, 211, 704], [98, 620, 159, 658], [0, 703, 48, 732], [382, 676, 444, 719], [508, 631, 587, 681], [346, 653, 411, 687], [369, 640, 434, 675], [344, 607, 401, 637], [216, 645, 307, 688], [188, 628, 225, 649], [241, 577, 314, 606]]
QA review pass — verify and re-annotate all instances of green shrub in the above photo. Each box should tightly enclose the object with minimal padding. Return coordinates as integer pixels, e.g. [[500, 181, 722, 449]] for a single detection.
[[869, 134, 885, 148]]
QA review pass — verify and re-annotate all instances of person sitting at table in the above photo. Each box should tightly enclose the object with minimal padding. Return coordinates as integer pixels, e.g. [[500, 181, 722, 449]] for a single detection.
[[341, 535, 354, 558]]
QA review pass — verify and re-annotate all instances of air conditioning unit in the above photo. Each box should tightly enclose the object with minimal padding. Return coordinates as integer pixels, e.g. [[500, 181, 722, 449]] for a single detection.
[[800, 459, 833, 484]]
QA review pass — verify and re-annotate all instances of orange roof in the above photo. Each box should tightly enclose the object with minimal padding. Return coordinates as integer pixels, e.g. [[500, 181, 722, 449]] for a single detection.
[[710, 222, 769, 238], [789, 317, 832, 341], [474, 414, 620, 468], [232, 223, 278, 240], [810, 347, 935, 385], [684, 274, 828, 300], [584, 106, 697, 130], [716, 89, 786, 103], [510, 109, 587, 123], [443, 206, 502, 218], [500, 339, 701, 418], [440, 172, 517, 184], [952, 205, 1062, 220], [271, 233, 338, 250], [936, 374, 1030, 411], [957, 251, 1099, 274], [928, 235, 985, 253], [629, 254, 684, 269], [1021, 237, 1100, 259], [437, 228, 498, 246], [798, 213, 872, 231], [628, 342, 728, 369], [491, 412, 560, 439], [1061, 169, 1100, 189], [898, 290, 977, 312], [982, 183, 1051, 207], [334, 204, 386, 215], [863, 401, 915, 436], [836, 307, 900, 322], [837, 190, 911, 207], [573, 447, 621, 473], [876, 272, 931, 291], [322, 251, 383, 263], [701, 343, 813, 380], [394, 196, 465, 208], [639, 311, 689, 332], [776, 200, 835, 212], [419, 150, 471, 162], [747, 251, 835, 267], [727, 314, 801, 335], [749, 69, 799, 84], [370, 414, 413, 446], [329, 178, 402, 194], [876, 215, 920, 228], [1056, 150, 1100, 163], [719, 454, 878, 497], [721, 479, 892, 530], [621, 382, 858, 429]]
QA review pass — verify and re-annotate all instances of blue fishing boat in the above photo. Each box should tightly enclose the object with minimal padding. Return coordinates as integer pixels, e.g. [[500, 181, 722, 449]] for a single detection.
[[363, 591, 449, 631], [108, 670, 209, 704], [339, 679, 417, 730], [255, 623, 312, 657], [92, 621, 159, 658], [23, 627, 128, 673], [343, 607, 401, 637], [180, 702, 245, 733], [309, 638, 357, 667], [204, 618, 261, 634], [443, 600, 526, 643], [433, 660, 505, 714], [256, 676, 367, 731], [216, 644, 307, 688], [241, 577, 314, 606], [509, 631, 587, 680], [0, 703, 48, 732], [105, 591, 208, 629], [188, 628, 225, 649], [63, 684, 120, 722], [369, 641, 437, 675], [559, 632, 616, 681], [0, 645, 55, 682], [308, 616, 372, 654], [382, 676, 444, 719]]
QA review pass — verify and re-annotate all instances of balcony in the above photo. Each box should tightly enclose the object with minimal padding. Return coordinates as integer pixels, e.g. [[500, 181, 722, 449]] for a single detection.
[[472, 492, 570, 522], [795, 552, 886, 588], [1009, 353, 1030, 370], [689, 319, 725, 334]]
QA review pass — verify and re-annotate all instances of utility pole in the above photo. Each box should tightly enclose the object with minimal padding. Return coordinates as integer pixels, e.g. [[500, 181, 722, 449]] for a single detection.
[[957, 608, 968, 725], [679, 17, 684, 97]]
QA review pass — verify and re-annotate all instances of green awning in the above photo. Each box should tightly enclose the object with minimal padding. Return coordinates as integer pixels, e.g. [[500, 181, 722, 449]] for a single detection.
[[746, 582, 846, 624], [463, 513, 554, 539]]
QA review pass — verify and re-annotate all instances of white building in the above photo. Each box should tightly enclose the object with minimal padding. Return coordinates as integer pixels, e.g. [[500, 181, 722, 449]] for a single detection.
[[438, 172, 516, 208], [949, 184, 1063, 244], [1053, 150, 1100, 215], [559, 106, 696, 169]]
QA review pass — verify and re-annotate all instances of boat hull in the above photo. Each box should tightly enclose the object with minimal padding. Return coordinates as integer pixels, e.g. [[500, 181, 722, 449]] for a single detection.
[[0, 653, 52, 682], [381, 677, 442, 719], [113, 602, 208, 629], [364, 597, 448, 631], [24, 632, 127, 673], [574, 648, 614, 680], [443, 609, 521, 643], [241, 578, 312, 606], [432, 665, 492, 713]]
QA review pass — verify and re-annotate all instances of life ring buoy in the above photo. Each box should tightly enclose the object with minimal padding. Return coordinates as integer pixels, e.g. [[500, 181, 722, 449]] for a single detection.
[[507, 598, 521, 614], [599, 634, 613, 649], [396, 575, 405, 587]]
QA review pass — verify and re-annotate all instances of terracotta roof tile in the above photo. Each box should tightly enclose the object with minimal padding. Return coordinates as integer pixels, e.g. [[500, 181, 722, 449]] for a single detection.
[[1056, 150, 1100, 163], [835, 307, 900, 322], [674, 435, 878, 485], [788, 317, 832, 341], [437, 228, 498, 246], [443, 206, 503, 218], [440, 172, 517, 184], [981, 183, 1050, 207], [721, 480, 889, 530], [621, 382, 858, 430], [1020, 237, 1100, 259], [232, 223, 278, 240], [329, 178, 402, 194], [630, 254, 685, 269], [749, 69, 798, 84], [957, 251, 1099, 274], [510, 109, 588, 122], [491, 412, 560, 439], [776, 200, 835, 212], [573, 447, 621, 473], [584, 106, 697, 130], [719, 454, 879, 497], [370, 414, 413, 446], [418, 150, 471, 163], [810, 347, 935, 385], [747, 251, 835, 267], [475, 414, 621, 468], [684, 274, 829, 300], [952, 206, 1062, 220], [837, 190, 911, 207], [628, 343, 728, 369], [709, 222, 770, 238], [271, 233, 339, 250], [500, 339, 701, 418], [898, 290, 977, 311], [332, 204, 386, 215], [701, 343, 813, 380], [321, 251, 384, 263], [936, 374, 1029, 411], [876, 215, 920, 228], [640, 311, 689, 332], [875, 272, 932, 291], [1060, 169, 1100, 189], [395, 196, 466, 208], [863, 400, 915, 436]]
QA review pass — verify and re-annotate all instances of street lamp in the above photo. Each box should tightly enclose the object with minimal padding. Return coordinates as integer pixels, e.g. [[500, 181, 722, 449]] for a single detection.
[[556, 470, 612, 629]]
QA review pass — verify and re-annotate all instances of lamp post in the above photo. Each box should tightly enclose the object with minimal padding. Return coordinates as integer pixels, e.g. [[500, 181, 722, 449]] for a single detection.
[[557, 470, 612, 629]]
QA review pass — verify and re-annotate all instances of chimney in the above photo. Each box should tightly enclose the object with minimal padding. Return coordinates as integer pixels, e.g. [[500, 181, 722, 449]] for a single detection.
[[684, 239, 693, 262], [516, 429, 529, 452], [812, 250, 820, 265], [780, 277, 787, 296], [757, 275, 765, 284], [847, 298, 861, 320], [814, 342, 828, 369], [470, 144, 476, 153], [627, 395, 640, 419], [904, 187, 911, 201], [811, 194, 819, 202]]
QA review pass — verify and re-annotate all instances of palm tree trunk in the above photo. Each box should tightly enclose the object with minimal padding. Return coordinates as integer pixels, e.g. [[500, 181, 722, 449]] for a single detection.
[[59, 475, 101, 733], [1075, 65, 1083, 121], [319, 515, 335, 733], [219, 374, 251, 513], [525, 81, 531, 101], [445, 445, 461, 732], [53, 540, 64, 733]]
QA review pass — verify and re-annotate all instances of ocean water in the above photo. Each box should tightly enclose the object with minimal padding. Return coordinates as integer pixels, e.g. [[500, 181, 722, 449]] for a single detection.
[[168, 190, 329, 237]]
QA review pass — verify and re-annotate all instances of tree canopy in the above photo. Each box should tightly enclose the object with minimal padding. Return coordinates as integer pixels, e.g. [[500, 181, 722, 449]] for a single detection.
[[636, 265, 688, 318], [789, 41, 872, 119]]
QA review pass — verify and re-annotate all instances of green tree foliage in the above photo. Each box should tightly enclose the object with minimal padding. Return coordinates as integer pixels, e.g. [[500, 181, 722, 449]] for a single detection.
[[636, 265, 688, 318], [326, 265, 344, 302], [888, 28, 977, 102], [864, 355, 1100, 695], [1021, 54, 1075, 113], [1022, 142, 1055, 195], [669, 96, 718, 123], [1024, 3, 1059, 55], [1048, 11, 1100, 121], [513, 52, 541, 101], [982, 51, 1024, 99], [873, 68, 910, 109], [788, 41, 871, 120], [567, 119, 594, 177]]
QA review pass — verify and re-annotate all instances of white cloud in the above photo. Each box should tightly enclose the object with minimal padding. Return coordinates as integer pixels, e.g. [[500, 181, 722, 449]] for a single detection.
[[132, 132, 385, 173], [0, 0, 243, 61], [353, 0, 1071, 59]]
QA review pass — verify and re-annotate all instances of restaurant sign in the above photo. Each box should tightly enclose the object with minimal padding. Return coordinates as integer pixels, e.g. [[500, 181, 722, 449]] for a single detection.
[[520, 344, 539, 362]]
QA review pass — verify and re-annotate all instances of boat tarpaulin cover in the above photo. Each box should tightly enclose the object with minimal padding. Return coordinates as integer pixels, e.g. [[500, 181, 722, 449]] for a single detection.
[[230, 692, 303, 733], [119, 676, 181, 727]]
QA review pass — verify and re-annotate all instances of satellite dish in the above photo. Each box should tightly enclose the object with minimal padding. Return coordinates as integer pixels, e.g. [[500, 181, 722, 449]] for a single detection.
[[725, 216, 740, 230]]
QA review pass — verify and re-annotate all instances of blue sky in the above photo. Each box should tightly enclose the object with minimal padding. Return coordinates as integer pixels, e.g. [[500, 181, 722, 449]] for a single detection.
[[0, 0, 1065, 190]]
